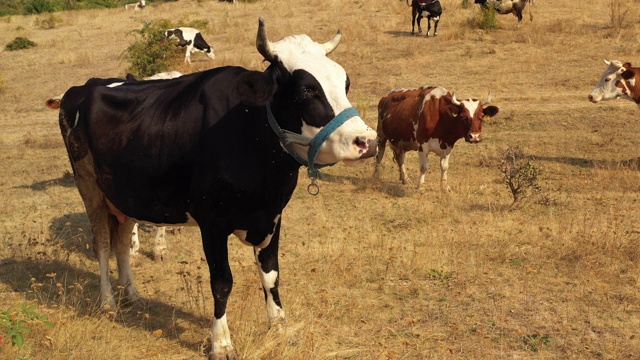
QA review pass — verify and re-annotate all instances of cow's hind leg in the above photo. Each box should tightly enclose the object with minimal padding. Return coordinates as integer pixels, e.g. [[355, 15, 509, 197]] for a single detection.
[[417, 148, 429, 189], [112, 218, 141, 303], [200, 226, 237, 360], [152, 226, 169, 261], [254, 219, 285, 328]]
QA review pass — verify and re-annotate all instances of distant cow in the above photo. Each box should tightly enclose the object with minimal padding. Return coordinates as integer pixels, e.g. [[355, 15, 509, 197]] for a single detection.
[[589, 60, 640, 107], [54, 18, 377, 359], [407, 0, 442, 37], [374, 86, 499, 191], [124, 0, 145, 11], [165, 27, 215, 64], [475, 0, 530, 23]]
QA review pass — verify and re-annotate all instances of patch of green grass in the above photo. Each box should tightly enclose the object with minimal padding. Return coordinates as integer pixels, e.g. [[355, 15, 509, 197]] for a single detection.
[[5, 37, 36, 51]]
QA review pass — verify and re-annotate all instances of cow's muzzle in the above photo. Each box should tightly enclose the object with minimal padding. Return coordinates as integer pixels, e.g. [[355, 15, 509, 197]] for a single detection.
[[466, 133, 482, 143], [356, 137, 378, 159]]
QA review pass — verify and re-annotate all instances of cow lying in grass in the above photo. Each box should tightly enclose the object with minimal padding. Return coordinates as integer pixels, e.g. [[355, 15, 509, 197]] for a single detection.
[[124, 0, 145, 11]]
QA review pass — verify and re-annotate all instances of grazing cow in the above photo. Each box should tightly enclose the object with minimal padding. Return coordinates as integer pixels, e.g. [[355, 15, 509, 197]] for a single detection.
[[407, 0, 442, 37], [46, 71, 184, 263], [165, 27, 215, 65], [475, 0, 530, 23], [124, 0, 145, 11], [55, 18, 377, 360], [589, 60, 640, 107], [374, 86, 499, 191]]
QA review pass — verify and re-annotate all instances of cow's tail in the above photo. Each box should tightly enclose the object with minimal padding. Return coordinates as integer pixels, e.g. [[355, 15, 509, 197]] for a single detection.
[[528, 0, 533, 22], [45, 94, 63, 109]]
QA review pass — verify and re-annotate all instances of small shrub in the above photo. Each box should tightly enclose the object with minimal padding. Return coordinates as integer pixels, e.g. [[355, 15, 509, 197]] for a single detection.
[[36, 13, 63, 29], [461, 0, 470, 9], [0, 302, 52, 348], [5, 37, 37, 51], [609, 0, 631, 33], [121, 18, 210, 78], [476, 2, 499, 30], [498, 145, 543, 204]]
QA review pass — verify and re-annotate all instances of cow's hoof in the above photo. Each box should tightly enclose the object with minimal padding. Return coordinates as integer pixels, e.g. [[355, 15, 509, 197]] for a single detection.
[[209, 349, 237, 360], [153, 249, 170, 262], [433, 33, 438, 37]]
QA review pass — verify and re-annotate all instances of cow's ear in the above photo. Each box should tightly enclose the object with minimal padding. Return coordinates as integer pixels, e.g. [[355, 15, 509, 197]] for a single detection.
[[446, 105, 460, 117], [483, 105, 499, 118], [235, 69, 278, 106], [623, 62, 633, 69], [622, 69, 635, 80]]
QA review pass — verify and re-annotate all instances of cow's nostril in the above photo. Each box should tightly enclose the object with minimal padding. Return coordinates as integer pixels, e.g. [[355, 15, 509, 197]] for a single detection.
[[354, 136, 367, 149]]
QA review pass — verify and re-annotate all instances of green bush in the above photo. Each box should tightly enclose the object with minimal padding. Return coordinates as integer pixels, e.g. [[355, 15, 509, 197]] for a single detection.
[[476, 2, 499, 30], [36, 13, 63, 29], [24, 0, 56, 14], [121, 18, 209, 78], [5, 37, 37, 51]]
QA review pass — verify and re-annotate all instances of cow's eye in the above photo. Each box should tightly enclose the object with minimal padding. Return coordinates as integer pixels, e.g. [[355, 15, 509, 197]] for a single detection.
[[605, 77, 612, 82]]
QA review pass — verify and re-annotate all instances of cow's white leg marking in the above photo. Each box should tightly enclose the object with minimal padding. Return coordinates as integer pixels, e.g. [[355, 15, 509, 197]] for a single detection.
[[130, 223, 140, 257], [255, 248, 285, 325], [115, 219, 140, 302], [440, 153, 451, 193], [210, 313, 234, 359], [417, 147, 429, 189], [152, 226, 169, 261]]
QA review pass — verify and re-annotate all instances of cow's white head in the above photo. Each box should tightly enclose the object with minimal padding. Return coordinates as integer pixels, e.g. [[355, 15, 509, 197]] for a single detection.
[[242, 18, 377, 171], [588, 60, 636, 103]]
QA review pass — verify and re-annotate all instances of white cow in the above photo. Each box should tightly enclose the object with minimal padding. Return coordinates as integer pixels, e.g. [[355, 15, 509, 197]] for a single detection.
[[165, 27, 215, 64], [589, 60, 640, 108], [125, 0, 145, 11]]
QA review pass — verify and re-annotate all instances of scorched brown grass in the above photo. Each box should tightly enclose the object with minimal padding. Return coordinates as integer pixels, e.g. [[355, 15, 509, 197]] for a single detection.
[[1, 0, 640, 359]]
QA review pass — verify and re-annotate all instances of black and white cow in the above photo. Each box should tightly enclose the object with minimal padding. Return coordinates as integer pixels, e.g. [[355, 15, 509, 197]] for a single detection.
[[165, 27, 215, 65], [407, 0, 443, 37], [55, 18, 377, 360]]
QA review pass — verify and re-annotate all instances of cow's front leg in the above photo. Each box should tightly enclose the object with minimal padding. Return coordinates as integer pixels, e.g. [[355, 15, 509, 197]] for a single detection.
[[432, 18, 440, 36], [416, 15, 423, 33], [439, 154, 451, 193], [426, 18, 432, 37], [254, 219, 285, 328], [201, 226, 236, 360]]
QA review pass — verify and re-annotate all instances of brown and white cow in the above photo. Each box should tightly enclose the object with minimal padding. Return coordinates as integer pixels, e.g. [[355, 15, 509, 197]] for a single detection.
[[374, 86, 499, 191], [589, 60, 640, 108], [475, 0, 530, 23]]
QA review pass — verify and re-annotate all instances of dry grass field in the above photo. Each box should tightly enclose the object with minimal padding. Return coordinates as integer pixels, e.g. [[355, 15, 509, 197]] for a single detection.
[[1, 0, 640, 358]]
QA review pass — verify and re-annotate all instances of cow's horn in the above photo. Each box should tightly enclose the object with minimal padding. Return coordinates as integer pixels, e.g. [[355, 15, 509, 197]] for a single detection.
[[322, 30, 342, 55], [256, 18, 276, 62], [482, 91, 493, 105], [604, 59, 611, 66], [451, 92, 461, 106]]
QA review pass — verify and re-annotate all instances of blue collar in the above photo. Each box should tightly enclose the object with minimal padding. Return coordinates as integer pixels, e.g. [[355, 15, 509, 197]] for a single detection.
[[266, 104, 360, 193]]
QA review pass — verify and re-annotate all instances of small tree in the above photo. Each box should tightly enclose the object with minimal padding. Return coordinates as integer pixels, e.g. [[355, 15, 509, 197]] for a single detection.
[[121, 18, 210, 78], [498, 145, 542, 204], [476, 2, 499, 30]]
